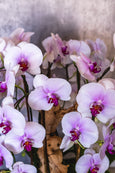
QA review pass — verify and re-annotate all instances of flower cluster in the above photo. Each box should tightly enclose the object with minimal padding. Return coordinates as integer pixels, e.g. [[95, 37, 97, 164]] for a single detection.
[[0, 28, 114, 173]]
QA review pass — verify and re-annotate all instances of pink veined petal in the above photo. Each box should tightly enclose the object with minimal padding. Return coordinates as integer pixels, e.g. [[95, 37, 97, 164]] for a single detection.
[[18, 42, 43, 75], [11, 162, 37, 173], [0, 38, 6, 51], [33, 74, 48, 88], [42, 36, 54, 52], [4, 46, 21, 70], [70, 55, 95, 81], [96, 112, 109, 123], [10, 28, 34, 45], [24, 122, 45, 148], [103, 89, 115, 106], [4, 131, 23, 154], [98, 155, 109, 173], [44, 78, 71, 101], [61, 112, 81, 136], [84, 149, 96, 155], [0, 144, 13, 169], [93, 154, 109, 173], [5, 70, 15, 97], [10, 28, 24, 39], [75, 154, 92, 173], [68, 40, 91, 57], [2, 96, 14, 107], [79, 118, 98, 148], [28, 87, 53, 111], [3, 105, 26, 135], [77, 83, 105, 103], [60, 135, 73, 152]]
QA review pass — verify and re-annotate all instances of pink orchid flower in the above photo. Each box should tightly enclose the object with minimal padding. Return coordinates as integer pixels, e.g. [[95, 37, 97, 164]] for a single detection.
[[4, 122, 45, 154], [68, 39, 91, 57], [42, 33, 71, 69], [60, 112, 98, 151], [75, 149, 109, 173], [28, 74, 72, 111], [11, 162, 37, 173], [0, 101, 26, 138], [9, 28, 34, 45], [4, 42, 43, 75], [77, 83, 115, 123], [0, 143, 13, 169], [70, 53, 96, 81]]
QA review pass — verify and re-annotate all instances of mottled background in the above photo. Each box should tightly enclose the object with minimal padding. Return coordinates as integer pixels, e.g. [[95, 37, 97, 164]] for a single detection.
[[0, 0, 115, 57], [0, 0, 115, 172]]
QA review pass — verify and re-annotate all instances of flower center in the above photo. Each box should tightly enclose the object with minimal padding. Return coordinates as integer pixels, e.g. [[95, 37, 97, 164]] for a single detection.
[[0, 82, 7, 93], [89, 62, 101, 73], [90, 101, 104, 117], [70, 128, 81, 141], [90, 165, 99, 173], [113, 123, 115, 129], [0, 156, 4, 166], [61, 46, 69, 56], [107, 143, 115, 155], [23, 141, 33, 151], [0, 121, 11, 135], [18, 58, 29, 71], [47, 93, 59, 106], [22, 136, 33, 152]]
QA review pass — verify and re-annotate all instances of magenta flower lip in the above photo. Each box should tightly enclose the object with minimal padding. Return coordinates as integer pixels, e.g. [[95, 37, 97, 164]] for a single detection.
[[0, 82, 7, 93]]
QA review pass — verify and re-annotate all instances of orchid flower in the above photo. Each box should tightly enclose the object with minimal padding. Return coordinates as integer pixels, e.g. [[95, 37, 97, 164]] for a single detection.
[[4, 42, 43, 75], [28, 74, 71, 111], [68, 39, 91, 57], [42, 33, 71, 69], [70, 53, 96, 81], [70, 38, 110, 81], [9, 28, 34, 45], [0, 66, 18, 99], [100, 125, 115, 159], [60, 112, 98, 151], [0, 37, 14, 58], [4, 122, 45, 154], [0, 143, 13, 169], [11, 161, 37, 173], [75, 149, 109, 173], [87, 38, 107, 59], [77, 83, 115, 123], [0, 99, 26, 139]]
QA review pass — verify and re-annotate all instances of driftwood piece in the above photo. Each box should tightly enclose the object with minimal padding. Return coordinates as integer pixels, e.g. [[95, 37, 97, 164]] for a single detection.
[[38, 103, 77, 173]]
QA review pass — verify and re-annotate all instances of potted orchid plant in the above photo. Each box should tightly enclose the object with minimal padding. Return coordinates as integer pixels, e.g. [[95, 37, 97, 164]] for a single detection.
[[0, 28, 114, 173]]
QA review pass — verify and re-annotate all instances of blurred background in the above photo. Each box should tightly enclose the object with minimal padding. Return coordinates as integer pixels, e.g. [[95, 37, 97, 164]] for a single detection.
[[0, 0, 115, 172], [0, 0, 115, 57]]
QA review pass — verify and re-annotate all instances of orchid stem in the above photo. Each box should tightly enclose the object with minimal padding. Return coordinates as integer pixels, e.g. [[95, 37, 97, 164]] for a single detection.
[[15, 84, 26, 94], [76, 140, 85, 149], [73, 62, 81, 91], [65, 64, 69, 81], [22, 75, 30, 121]]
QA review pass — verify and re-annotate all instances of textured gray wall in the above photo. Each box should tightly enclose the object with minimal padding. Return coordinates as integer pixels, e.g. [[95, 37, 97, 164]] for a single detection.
[[0, 0, 115, 58]]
